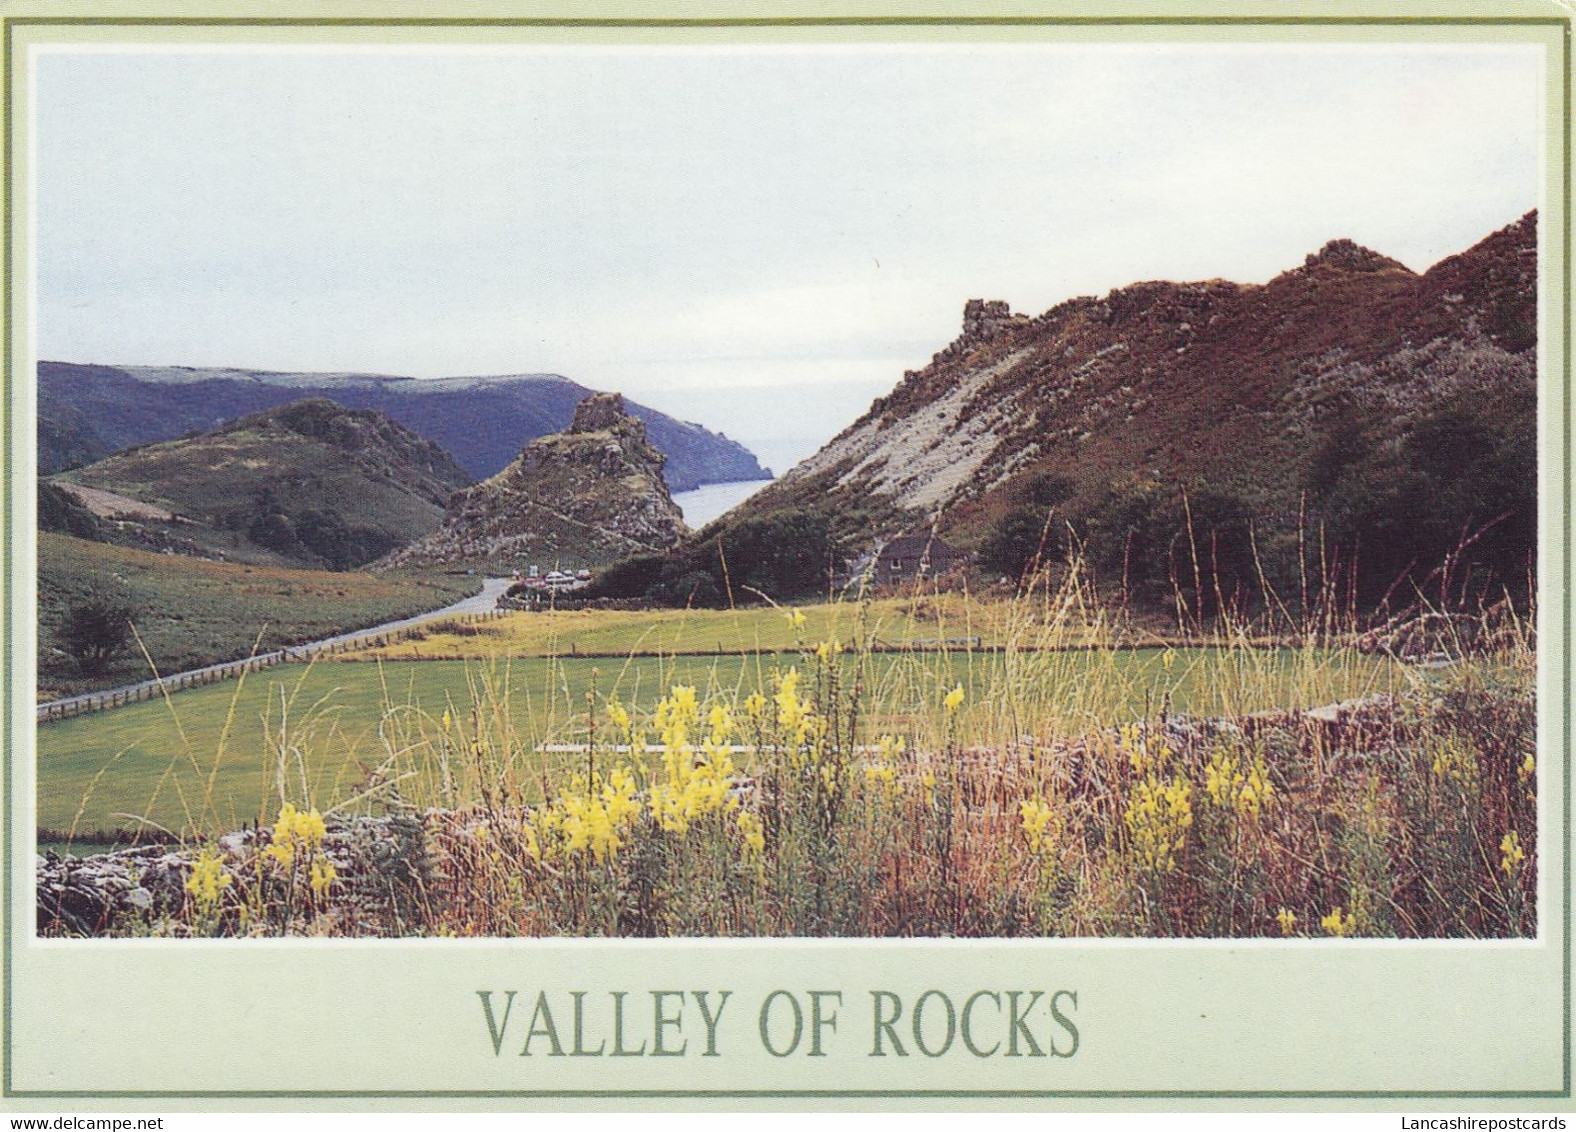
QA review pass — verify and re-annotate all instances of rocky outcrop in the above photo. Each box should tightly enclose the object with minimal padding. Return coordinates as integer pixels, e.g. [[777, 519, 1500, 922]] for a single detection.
[[1301, 239, 1411, 275], [570, 391, 630, 432], [381, 393, 688, 571]]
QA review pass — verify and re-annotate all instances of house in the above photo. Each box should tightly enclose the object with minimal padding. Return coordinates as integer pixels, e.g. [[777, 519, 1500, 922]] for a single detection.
[[542, 570, 579, 592], [867, 532, 966, 584]]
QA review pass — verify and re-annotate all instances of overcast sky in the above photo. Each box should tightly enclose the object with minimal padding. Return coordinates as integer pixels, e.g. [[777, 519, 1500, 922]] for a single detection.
[[34, 42, 1543, 475]]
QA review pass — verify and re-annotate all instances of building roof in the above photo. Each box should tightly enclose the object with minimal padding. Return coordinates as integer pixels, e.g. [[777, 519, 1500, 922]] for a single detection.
[[875, 532, 962, 562]]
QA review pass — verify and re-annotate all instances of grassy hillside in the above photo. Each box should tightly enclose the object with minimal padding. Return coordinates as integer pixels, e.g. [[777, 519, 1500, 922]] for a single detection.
[[58, 398, 472, 570], [37, 532, 479, 699], [37, 362, 771, 491]]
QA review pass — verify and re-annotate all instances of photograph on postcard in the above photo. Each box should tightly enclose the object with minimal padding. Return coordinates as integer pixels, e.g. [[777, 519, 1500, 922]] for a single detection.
[[24, 38, 1545, 948]]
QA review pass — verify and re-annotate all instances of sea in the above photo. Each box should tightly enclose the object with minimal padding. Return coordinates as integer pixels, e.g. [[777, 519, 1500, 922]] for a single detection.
[[671, 479, 772, 528]]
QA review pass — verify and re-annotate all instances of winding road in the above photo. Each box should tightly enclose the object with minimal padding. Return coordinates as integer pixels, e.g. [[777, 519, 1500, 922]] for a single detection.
[[36, 577, 515, 723]]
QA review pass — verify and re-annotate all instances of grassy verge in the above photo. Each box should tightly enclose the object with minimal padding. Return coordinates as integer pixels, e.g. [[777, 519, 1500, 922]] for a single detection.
[[37, 532, 480, 700]]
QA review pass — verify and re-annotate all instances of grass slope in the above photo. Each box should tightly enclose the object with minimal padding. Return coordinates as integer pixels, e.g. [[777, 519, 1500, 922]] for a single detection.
[[37, 532, 479, 700], [58, 399, 472, 570]]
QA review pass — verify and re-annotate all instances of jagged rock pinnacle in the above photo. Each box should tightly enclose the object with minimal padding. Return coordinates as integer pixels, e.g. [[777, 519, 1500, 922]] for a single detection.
[[571, 391, 637, 434], [1303, 239, 1410, 275]]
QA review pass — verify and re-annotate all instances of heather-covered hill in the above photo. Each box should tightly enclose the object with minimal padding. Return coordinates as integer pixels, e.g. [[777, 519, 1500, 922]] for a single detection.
[[595, 212, 1537, 612]]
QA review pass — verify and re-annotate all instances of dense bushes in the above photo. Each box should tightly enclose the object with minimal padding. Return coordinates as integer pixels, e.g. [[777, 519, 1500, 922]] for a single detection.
[[589, 512, 843, 607], [1310, 395, 1535, 610], [977, 387, 1533, 623], [245, 487, 400, 570], [978, 472, 1074, 578]]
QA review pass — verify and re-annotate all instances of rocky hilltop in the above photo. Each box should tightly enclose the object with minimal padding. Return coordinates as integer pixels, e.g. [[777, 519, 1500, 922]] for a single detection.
[[37, 364, 770, 492], [382, 393, 687, 572], [594, 212, 1536, 610], [774, 212, 1533, 531]]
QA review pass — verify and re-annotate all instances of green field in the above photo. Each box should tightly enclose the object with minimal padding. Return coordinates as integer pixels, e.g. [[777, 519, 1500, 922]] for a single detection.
[[36, 646, 1401, 841], [352, 595, 997, 660], [37, 532, 480, 700]]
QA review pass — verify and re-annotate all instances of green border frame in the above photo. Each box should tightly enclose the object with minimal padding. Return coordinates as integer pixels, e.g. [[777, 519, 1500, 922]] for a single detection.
[[1, 11, 1569, 1104]]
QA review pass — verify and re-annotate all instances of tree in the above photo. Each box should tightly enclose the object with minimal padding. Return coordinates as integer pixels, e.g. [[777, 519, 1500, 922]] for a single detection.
[[60, 594, 136, 675]]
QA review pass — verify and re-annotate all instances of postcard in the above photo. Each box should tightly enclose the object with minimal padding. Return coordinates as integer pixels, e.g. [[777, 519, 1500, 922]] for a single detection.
[[1, 0, 1571, 1113]]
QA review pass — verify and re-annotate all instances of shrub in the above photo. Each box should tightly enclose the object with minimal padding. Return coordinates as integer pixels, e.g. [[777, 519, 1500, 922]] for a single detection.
[[59, 593, 136, 674]]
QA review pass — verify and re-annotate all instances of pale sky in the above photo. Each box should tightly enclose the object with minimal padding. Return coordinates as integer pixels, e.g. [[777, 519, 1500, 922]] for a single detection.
[[34, 42, 1544, 475]]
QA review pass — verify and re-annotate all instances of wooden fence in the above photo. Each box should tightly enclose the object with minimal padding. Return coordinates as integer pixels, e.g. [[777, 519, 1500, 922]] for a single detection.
[[36, 608, 510, 723]]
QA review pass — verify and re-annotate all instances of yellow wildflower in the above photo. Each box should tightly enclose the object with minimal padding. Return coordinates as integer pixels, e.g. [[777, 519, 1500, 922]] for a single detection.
[[774, 668, 813, 745], [555, 764, 645, 861], [1430, 736, 1479, 791], [1119, 722, 1148, 772], [785, 609, 807, 630], [602, 766, 643, 827], [309, 856, 337, 897], [649, 724, 738, 836], [737, 810, 766, 859], [606, 697, 631, 733], [1203, 746, 1274, 819], [1019, 797, 1056, 853], [708, 703, 734, 745], [864, 735, 905, 794], [1518, 754, 1536, 785], [1124, 773, 1192, 875], [441, 707, 452, 732], [1500, 830, 1526, 876], [655, 685, 699, 757], [944, 684, 965, 714], [519, 819, 542, 864], [920, 768, 937, 808], [1162, 647, 1176, 672], [298, 807, 327, 846], [1204, 749, 1241, 806], [744, 692, 767, 719], [184, 845, 233, 908], [1275, 907, 1297, 936], [262, 802, 327, 869], [1320, 907, 1356, 937]]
